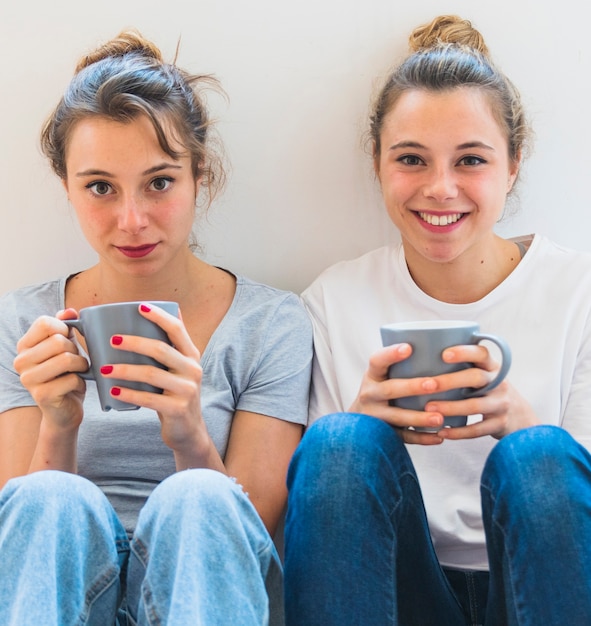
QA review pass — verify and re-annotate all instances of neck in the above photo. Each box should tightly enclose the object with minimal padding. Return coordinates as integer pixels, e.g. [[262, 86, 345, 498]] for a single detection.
[[67, 249, 208, 309], [403, 235, 521, 304]]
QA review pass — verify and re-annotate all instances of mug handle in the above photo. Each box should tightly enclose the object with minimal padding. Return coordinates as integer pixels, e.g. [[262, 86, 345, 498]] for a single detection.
[[63, 319, 94, 381], [463, 333, 512, 398]]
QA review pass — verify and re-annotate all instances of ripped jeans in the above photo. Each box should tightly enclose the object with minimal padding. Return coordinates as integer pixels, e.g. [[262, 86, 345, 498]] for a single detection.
[[0, 469, 283, 625], [284, 414, 591, 626]]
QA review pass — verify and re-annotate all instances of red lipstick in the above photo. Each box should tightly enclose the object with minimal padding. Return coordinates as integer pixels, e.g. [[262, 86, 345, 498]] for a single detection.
[[117, 244, 158, 258]]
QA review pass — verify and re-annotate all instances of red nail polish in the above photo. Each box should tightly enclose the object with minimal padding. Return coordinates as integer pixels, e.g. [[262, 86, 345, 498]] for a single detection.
[[111, 387, 121, 396], [100, 365, 113, 375], [112, 335, 123, 345], [140, 304, 151, 313]]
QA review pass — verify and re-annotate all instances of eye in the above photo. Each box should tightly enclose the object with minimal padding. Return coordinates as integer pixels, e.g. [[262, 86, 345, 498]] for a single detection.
[[397, 154, 424, 166], [86, 181, 113, 196], [458, 155, 486, 166], [149, 176, 173, 192]]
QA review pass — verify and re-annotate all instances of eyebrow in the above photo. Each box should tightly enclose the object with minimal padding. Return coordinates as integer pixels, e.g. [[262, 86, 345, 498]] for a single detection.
[[75, 162, 183, 178], [388, 140, 495, 152]]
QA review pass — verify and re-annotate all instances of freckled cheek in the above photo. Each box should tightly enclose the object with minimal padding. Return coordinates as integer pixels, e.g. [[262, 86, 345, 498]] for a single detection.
[[382, 184, 414, 215], [76, 208, 112, 231], [154, 205, 193, 231]]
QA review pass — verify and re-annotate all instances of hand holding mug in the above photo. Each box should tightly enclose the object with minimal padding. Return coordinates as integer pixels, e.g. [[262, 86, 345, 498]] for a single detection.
[[14, 311, 89, 429], [380, 320, 512, 432], [64, 301, 179, 411]]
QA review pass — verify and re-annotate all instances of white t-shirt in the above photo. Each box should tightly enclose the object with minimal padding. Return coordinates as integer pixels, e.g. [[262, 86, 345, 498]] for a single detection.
[[301, 234, 591, 570]]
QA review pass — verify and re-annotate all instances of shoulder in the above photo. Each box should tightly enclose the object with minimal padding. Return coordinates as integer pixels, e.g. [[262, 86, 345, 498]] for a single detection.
[[230, 274, 312, 334], [211, 275, 313, 373], [526, 235, 591, 278], [509, 236, 591, 332], [0, 278, 65, 330], [541, 236, 591, 260], [302, 246, 396, 306], [0, 278, 66, 368]]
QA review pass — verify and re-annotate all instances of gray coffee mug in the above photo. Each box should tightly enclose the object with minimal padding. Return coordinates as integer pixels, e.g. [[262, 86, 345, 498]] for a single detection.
[[380, 320, 511, 431], [65, 301, 179, 411]]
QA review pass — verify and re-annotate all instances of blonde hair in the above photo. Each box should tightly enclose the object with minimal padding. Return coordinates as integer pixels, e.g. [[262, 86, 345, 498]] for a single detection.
[[408, 14, 489, 55], [370, 15, 531, 170], [41, 29, 225, 207]]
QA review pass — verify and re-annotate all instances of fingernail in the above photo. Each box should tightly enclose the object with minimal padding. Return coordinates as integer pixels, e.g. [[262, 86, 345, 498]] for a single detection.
[[111, 387, 121, 396], [100, 365, 113, 375], [112, 335, 123, 345], [140, 304, 151, 313], [428, 414, 443, 427]]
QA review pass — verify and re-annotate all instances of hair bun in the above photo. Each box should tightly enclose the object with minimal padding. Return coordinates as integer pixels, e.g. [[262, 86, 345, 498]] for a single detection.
[[408, 15, 489, 57], [74, 29, 163, 73]]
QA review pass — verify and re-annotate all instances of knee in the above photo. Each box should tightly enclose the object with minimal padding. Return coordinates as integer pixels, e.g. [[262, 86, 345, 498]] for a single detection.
[[288, 413, 408, 498], [296, 413, 403, 465], [135, 470, 267, 557], [484, 425, 583, 481], [0, 471, 118, 541], [482, 426, 591, 514], [142, 469, 246, 522], [1, 470, 105, 514]]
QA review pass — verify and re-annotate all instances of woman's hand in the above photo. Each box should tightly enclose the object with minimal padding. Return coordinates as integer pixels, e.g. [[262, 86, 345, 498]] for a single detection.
[[349, 342, 539, 444], [14, 309, 89, 432], [97, 303, 219, 469], [424, 344, 539, 440], [349, 343, 447, 445]]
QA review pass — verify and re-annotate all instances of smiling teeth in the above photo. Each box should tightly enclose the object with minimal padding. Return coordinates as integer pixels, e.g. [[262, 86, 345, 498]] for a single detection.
[[418, 212, 463, 226]]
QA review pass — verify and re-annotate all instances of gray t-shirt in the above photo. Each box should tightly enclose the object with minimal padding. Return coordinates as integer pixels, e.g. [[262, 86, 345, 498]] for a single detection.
[[0, 273, 313, 534]]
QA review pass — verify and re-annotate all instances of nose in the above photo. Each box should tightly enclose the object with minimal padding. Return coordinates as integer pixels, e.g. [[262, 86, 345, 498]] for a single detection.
[[118, 194, 149, 234], [422, 166, 459, 202]]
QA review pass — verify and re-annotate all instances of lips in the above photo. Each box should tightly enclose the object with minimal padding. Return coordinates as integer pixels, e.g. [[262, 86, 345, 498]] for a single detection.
[[116, 244, 158, 258]]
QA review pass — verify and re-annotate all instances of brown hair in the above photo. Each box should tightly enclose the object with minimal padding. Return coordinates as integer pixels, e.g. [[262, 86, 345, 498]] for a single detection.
[[370, 15, 531, 171], [41, 29, 225, 207]]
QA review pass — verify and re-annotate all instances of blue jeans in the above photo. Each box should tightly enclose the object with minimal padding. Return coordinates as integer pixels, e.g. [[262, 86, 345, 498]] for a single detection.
[[0, 469, 283, 625], [284, 414, 591, 626]]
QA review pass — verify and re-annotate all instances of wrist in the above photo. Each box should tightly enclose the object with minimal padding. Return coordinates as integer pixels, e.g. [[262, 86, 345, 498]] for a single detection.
[[30, 419, 79, 474]]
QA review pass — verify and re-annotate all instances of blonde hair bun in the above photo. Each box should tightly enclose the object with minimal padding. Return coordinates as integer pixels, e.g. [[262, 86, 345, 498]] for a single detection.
[[408, 15, 489, 57], [75, 29, 163, 73]]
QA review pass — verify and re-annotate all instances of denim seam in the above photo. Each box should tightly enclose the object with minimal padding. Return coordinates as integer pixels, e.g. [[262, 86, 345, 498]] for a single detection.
[[131, 536, 149, 568], [482, 484, 522, 625], [142, 585, 162, 626], [77, 564, 122, 626], [256, 534, 276, 561], [388, 469, 422, 625], [465, 570, 479, 626]]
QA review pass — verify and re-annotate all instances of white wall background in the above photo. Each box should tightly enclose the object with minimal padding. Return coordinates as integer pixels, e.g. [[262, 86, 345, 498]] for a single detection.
[[0, 0, 589, 295]]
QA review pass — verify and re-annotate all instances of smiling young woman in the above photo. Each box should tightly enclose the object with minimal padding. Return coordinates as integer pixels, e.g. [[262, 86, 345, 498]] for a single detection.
[[284, 15, 591, 626], [0, 30, 312, 625], [376, 87, 521, 300]]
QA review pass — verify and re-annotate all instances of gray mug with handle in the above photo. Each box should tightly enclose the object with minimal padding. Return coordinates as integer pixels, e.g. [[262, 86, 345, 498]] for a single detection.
[[380, 320, 511, 432], [64, 301, 179, 411]]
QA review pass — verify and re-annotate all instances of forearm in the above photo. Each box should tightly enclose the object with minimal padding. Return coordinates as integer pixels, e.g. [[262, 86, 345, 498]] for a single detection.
[[172, 429, 227, 474], [28, 418, 78, 475]]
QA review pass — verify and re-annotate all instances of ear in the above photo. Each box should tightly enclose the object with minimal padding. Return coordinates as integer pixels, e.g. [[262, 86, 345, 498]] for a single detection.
[[373, 141, 381, 181], [507, 150, 522, 193], [194, 174, 203, 201]]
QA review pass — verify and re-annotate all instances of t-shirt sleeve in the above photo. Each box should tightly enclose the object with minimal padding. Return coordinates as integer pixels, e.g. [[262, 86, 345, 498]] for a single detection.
[[236, 293, 313, 425], [0, 280, 64, 414], [0, 292, 36, 413], [301, 281, 347, 423]]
